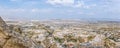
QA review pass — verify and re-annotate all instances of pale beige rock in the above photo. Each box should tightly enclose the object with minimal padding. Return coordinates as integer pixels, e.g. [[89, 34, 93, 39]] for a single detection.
[[0, 27, 9, 48], [3, 37, 28, 48], [0, 17, 43, 48]]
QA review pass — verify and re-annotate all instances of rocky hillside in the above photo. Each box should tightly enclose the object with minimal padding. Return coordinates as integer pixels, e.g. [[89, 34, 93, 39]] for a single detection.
[[0, 17, 43, 48], [1, 17, 120, 48]]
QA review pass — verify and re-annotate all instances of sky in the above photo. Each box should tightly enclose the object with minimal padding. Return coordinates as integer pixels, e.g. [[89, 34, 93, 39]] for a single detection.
[[0, 0, 120, 20]]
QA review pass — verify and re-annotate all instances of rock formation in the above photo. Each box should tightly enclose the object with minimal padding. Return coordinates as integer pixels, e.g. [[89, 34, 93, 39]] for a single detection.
[[0, 17, 43, 48]]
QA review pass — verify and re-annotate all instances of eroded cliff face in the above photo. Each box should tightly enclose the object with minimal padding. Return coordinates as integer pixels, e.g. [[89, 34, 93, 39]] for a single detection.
[[0, 17, 43, 48]]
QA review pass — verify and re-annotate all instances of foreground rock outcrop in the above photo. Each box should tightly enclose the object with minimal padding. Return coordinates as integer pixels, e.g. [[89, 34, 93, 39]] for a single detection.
[[0, 17, 43, 48]]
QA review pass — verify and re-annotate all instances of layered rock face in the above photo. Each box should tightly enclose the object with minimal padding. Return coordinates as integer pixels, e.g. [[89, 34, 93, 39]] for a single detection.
[[0, 17, 43, 48]]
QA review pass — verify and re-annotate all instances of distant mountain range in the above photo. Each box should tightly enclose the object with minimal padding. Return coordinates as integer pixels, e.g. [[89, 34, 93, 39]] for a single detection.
[[3, 17, 120, 22]]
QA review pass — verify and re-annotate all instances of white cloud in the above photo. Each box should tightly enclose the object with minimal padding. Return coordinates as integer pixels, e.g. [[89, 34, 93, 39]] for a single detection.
[[73, 1, 84, 8], [31, 8, 53, 13], [46, 0, 96, 8], [46, 0, 74, 6]]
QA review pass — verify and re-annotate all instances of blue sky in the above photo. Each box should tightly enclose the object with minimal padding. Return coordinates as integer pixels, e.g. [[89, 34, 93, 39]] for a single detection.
[[0, 0, 120, 20]]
